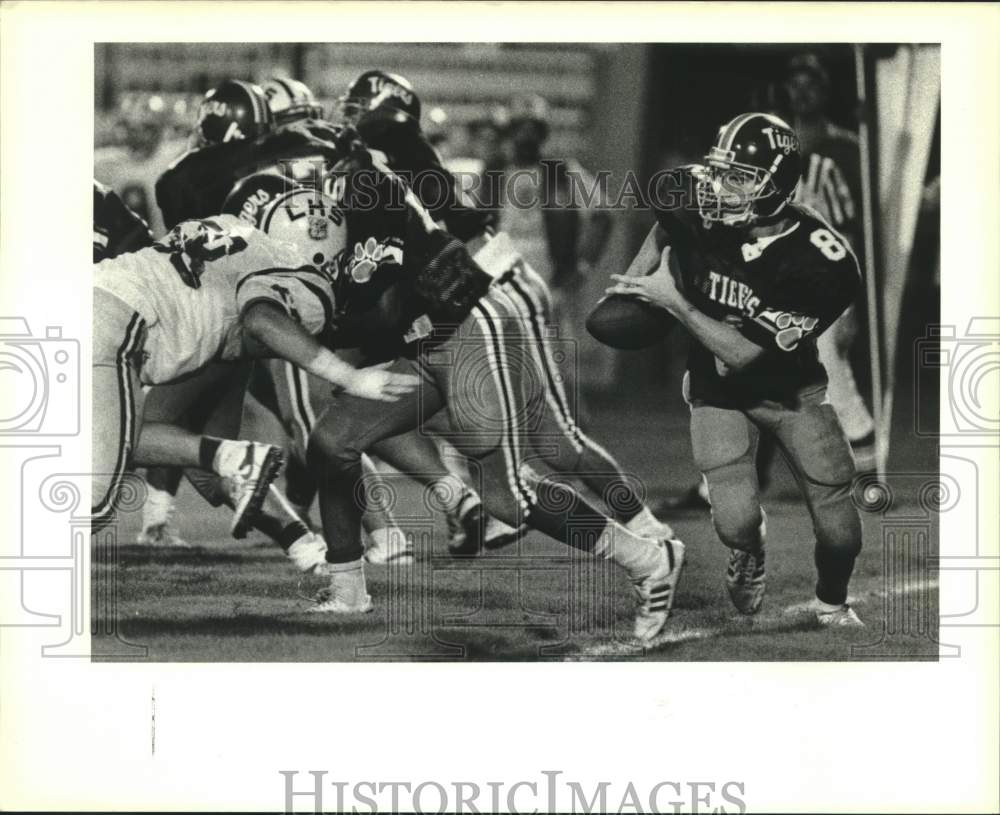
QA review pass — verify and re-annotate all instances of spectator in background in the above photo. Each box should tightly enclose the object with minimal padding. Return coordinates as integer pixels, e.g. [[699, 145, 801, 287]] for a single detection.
[[445, 107, 508, 201], [489, 94, 612, 336], [785, 52, 876, 469]]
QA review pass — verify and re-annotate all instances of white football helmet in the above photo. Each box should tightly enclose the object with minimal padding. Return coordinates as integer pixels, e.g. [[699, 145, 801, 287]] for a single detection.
[[259, 187, 347, 275], [261, 77, 324, 124]]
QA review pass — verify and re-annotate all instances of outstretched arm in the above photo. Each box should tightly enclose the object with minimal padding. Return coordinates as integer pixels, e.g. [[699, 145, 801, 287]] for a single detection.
[[241, 301, 418, 401]]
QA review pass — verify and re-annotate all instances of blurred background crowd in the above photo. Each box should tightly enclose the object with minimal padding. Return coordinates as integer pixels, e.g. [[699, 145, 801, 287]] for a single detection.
[[95, 42, 940, 473]]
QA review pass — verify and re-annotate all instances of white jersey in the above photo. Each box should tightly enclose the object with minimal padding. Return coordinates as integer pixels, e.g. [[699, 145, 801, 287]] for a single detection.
[[94, 214, 334, 385]]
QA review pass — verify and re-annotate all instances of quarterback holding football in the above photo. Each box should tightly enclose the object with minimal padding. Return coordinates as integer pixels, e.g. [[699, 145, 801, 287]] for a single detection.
[[603, 112, 865, 627]]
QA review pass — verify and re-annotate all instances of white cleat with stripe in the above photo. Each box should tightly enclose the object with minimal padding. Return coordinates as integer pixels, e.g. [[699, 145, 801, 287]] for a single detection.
[[215, 440, 285, 539], [816, 604, 865, 628], [310, 560, 373, 614], [632, 538, 686, 641]]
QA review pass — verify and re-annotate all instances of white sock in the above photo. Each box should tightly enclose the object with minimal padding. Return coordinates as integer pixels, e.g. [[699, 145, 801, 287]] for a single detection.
[[432, 475, 472, 515], [625, 506, 657, 534], [815, 598, 844, 613], [594, 522, 660, 577], [211, 438, 244, 475], [142, 484, 175, 527]]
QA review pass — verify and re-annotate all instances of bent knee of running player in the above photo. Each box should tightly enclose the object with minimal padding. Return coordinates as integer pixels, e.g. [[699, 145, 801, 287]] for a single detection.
[[690, 406, 765, 551]]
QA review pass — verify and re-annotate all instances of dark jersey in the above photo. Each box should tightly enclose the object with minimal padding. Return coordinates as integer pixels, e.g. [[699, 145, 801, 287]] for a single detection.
[[328, 148, 492, 361], [155, 120, 347, 229], [360, 123, 495, 241], [93, 179, 154, 262], [654, 165, 860, 407], [224, 151, 491, 364]]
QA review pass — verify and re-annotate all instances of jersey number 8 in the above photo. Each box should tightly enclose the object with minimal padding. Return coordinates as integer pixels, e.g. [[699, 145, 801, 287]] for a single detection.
[[809, 227, 847, 261]]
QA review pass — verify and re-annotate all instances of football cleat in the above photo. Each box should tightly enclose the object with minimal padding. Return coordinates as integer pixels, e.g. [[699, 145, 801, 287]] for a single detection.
[[632, 538, 686, 641], [285, 532, 328, 573], [136, 485, 190, 548], [725, 546, 767, 615], [310, 560, 373, 614], [364, 527, 415, 565], [816, 604, 865, 628], [214, 440, 285, 539], [447, 490, 486, 557], [483, 517, 528, 550]]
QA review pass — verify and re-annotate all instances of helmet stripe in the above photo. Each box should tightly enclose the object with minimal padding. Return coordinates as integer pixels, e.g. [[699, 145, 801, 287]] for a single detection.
[[719, 112, 760, 151], [274, 77, 296, 105], [235, 79, 265, 124]]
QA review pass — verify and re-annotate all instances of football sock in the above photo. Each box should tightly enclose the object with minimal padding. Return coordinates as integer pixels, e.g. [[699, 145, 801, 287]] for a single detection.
[[251, 511, 309, 551], [815, 599, 845, 613], [432, 474, 471, 515], [594, 523, 662, 578], [284, 455, 318, 509], [198, 437, 224, 471], [814, 542, 857, 606], [526, 479, 660, 576]]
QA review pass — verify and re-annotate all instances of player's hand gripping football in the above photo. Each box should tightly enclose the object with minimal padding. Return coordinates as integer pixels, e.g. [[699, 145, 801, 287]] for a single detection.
[[607, 246, 688, 315], [342, 363, 421, 402]]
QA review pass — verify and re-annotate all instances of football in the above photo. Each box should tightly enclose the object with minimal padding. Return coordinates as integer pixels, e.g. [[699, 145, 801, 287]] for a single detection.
[[586, 293, 676, 350]]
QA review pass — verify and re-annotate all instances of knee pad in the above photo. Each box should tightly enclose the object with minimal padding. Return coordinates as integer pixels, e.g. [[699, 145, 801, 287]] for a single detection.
[[704, 460, 765, 551]]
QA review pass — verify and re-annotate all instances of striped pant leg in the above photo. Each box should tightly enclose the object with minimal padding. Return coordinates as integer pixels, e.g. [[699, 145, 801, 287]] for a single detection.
[[501, 274, 644, 521], [446, 288, 612, 545], [92, 291, 147, 532]]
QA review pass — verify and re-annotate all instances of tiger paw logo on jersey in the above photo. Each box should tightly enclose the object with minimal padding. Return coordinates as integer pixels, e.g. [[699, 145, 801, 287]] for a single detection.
[[347, 237, 387, 283], [755, 308, 820, 351]]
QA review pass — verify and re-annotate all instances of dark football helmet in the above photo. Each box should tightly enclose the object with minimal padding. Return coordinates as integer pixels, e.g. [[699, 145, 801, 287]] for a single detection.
[[696, 112, 802, 226], [196, 80, 274, 146], [336, 70, 421, 134], [261, 77, 324, 124]]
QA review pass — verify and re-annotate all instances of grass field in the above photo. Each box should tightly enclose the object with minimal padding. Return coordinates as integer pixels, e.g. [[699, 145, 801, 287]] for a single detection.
[[92, 387, 940, 663]]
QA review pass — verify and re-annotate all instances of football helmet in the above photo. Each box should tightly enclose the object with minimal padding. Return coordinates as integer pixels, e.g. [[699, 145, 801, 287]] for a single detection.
[[697, 112, 802, 226], [224, 173, 346, 275], [196, 79, 274, 145], [336, 70, 421, 134], [261, 77, 324, 124]]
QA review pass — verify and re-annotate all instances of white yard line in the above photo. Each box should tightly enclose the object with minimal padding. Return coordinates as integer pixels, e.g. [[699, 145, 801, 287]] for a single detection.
[[569, 578, 940, 659]]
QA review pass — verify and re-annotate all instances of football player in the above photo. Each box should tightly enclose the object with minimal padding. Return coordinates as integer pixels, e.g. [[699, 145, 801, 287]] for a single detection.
[[94, 179, 154, 262], [334, 69, 676, 547], [146, 77, 470, 562], [607, 112, 863, 627], [92, 190, 418, 547], [142, 78, 406, 556], [297, 138, 684, 642], [247, 76, 487, 562]]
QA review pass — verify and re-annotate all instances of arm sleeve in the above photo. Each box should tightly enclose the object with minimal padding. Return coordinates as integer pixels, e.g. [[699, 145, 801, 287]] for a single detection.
[[743, 258, 859, 352], [236, 267, 335, 337]]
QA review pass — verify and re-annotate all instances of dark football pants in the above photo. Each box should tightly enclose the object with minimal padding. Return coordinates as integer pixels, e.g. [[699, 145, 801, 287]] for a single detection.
[[309, 287, 611, 564], [92, 289, 147, 532], [255, 357, 440, 530], [689, 383, 862, 606], [500, 266, 644, 521]]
